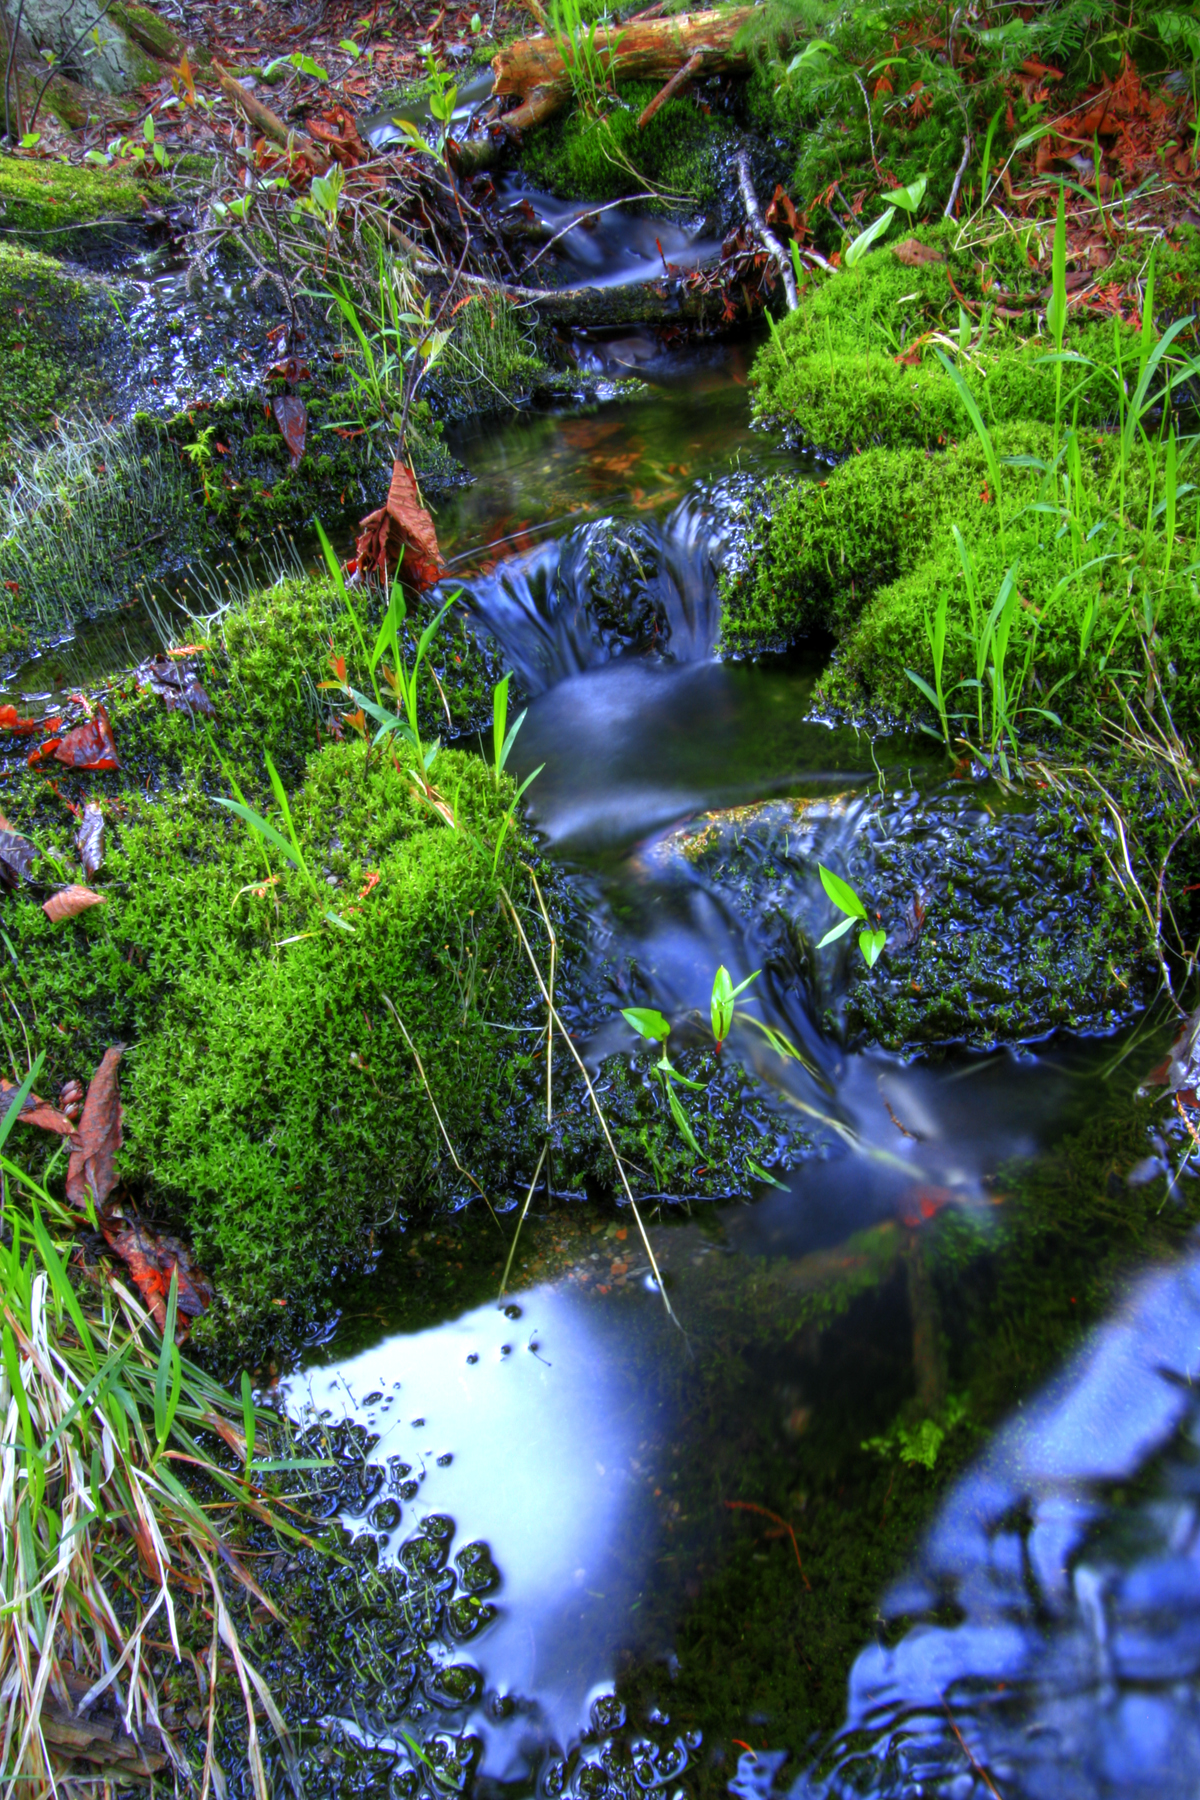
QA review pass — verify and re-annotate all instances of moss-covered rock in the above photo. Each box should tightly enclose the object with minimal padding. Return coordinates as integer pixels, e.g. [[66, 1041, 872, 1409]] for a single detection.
[[0, 239, 116, 440], [0, 153, 149, 247], [520, 81, 734, 212]]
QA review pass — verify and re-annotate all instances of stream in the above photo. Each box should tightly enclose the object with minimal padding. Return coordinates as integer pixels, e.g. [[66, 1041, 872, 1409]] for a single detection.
[[14, 304, 1200, 1794]]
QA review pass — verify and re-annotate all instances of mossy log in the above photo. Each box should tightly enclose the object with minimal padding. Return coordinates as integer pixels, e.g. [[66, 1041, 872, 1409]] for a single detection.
[[448, 263, 739, 326], [452, 5, 790, 173]]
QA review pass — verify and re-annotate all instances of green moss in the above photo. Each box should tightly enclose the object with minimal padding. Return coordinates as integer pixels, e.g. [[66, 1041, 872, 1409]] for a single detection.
[[108, 0, 181, 60], [0, 153, 147, 242], [0, 241, 114, 441], [520, 82, 732, 208]]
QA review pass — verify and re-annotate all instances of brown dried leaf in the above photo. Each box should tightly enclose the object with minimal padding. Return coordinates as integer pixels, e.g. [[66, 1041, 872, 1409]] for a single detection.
[[77, 803, 104, 878], [66, 1045, 124, 1215], [273, 394, 308, 471], [28, 706, 120, 772], [892, 238, 946, 267], [355, 459, 443, 589], [43, 885, 106, 924], [0, 1078, 78, 1137]]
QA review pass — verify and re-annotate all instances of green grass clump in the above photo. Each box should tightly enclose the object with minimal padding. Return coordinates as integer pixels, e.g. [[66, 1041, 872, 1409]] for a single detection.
[[0, 735, 534, 1328], [520, 83, 731, 208]]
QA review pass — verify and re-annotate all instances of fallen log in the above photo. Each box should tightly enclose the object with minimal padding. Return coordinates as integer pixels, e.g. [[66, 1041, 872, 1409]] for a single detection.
[[443, 264, 751, 329], [453, 5, 797, 173]]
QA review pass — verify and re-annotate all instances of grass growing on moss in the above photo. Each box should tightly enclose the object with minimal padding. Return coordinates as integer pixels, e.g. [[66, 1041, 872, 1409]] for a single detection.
[[520, 81, 733, 209]]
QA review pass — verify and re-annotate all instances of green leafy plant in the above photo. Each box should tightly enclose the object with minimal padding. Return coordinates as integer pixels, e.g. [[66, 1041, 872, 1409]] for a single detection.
[[816, 864, 885, 966], [710, 964, 761, 1050], [551, 0, 624, 114], [621, 1007, 706, 1158]]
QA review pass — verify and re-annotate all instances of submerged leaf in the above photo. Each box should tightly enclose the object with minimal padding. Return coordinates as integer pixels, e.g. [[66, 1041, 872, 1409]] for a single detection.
[[43, 885, 106, 924], [66, 1045, 125, 1214], [0, 705, 42, 736], [273, 394, 308, 471]]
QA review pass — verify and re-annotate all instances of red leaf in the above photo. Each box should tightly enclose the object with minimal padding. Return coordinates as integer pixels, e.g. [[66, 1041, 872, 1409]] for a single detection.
[[355, 459, 443, 589], [0, 705, 42, 736], [43, 885, 106, 923], [77, 803, 104, 878], [273, 394, 308, 470], [101, 1218, 212, 1334], [0, 1078, 78, 1137], [29, 706, 120, 772], [66, 1045, 124, 1214]]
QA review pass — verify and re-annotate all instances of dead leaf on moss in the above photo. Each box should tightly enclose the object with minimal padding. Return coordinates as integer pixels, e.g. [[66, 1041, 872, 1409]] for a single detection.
[[356, 458, 443, 589], [66, 1045, 124, 1214], [0, 1078, 78, 1137], [273, 394, 308, 470], [0, 705, 42, 736], [29, 706, 120, 772], [892, 238, 946, 267], [101, 1218, 212, 1334], [77, 804, 104, 877], [135, 655, 215, 716], [43, 886, 106, 924], [0, 824, 37, 891]]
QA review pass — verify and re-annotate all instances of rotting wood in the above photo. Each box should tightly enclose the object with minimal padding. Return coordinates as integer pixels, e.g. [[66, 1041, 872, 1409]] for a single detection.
[[453, 5, 797, 172], [212, 60, 331, 174]]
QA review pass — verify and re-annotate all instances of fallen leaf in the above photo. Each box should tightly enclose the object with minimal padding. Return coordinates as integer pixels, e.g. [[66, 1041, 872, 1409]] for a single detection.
[[273, 394, 308, 470], [66, 1045, 124, 1214], [43, 885, 106, 923], [77, 803, 104, 877], [0, 1078, 78, 1137], [1142, 1003, 1200, 1097], [135, 655, 215, 716], [29, 706, 119, 772], [266, 355, 311, 383], [0, 705, 42, 736], [765, 184, 800, 237], [0, 826, 37, 891], [356, 458, 443, 588], [101, 1218, 212, 1334], [892, 237, 946, 267]]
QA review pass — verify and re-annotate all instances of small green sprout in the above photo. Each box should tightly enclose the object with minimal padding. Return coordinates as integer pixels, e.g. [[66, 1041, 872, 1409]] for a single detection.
[[816, 864, 886, 968], [710, 964, 760, 1050]]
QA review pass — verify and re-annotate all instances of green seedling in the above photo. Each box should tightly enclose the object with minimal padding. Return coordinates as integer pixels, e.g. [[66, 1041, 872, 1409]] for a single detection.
[[816, 864, 885, 967], [621, 1007, 706, 1158], [710, 964, 760, 1050]]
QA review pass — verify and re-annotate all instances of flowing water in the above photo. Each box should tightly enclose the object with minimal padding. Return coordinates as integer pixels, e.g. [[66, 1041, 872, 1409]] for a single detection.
[[16, 327, 1199, 1794], [259, 351, 1200, 1794]]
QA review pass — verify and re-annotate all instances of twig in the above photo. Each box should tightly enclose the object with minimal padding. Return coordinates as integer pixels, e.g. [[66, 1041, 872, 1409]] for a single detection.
[[724, 1500, 811, 1589], [3, 0, 27, 146], [941, 1697, 1004, 1799], [639, 50, 703, 129], [944, 131, 972, 220], [738, 149, 798, 311], [523, 191, 659, 273], [384, 998, 503, 1229], [500, 875, 679, 1325], [499, 1139, 548, 1298], [27, 0, 114, 136], [854, 71, 881, 178]]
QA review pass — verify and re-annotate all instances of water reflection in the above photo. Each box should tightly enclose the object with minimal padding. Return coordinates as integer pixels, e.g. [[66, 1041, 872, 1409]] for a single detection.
[[282, 1285, 660, 1766], [795, 1239, 1200, 1800]]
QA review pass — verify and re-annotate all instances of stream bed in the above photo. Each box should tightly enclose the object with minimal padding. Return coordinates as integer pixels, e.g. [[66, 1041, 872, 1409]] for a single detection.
[[13, 336, 1199, 1796]]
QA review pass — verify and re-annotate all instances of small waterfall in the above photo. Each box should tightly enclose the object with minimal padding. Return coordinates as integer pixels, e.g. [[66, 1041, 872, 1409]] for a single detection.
[[443, 485, 739, 694]]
